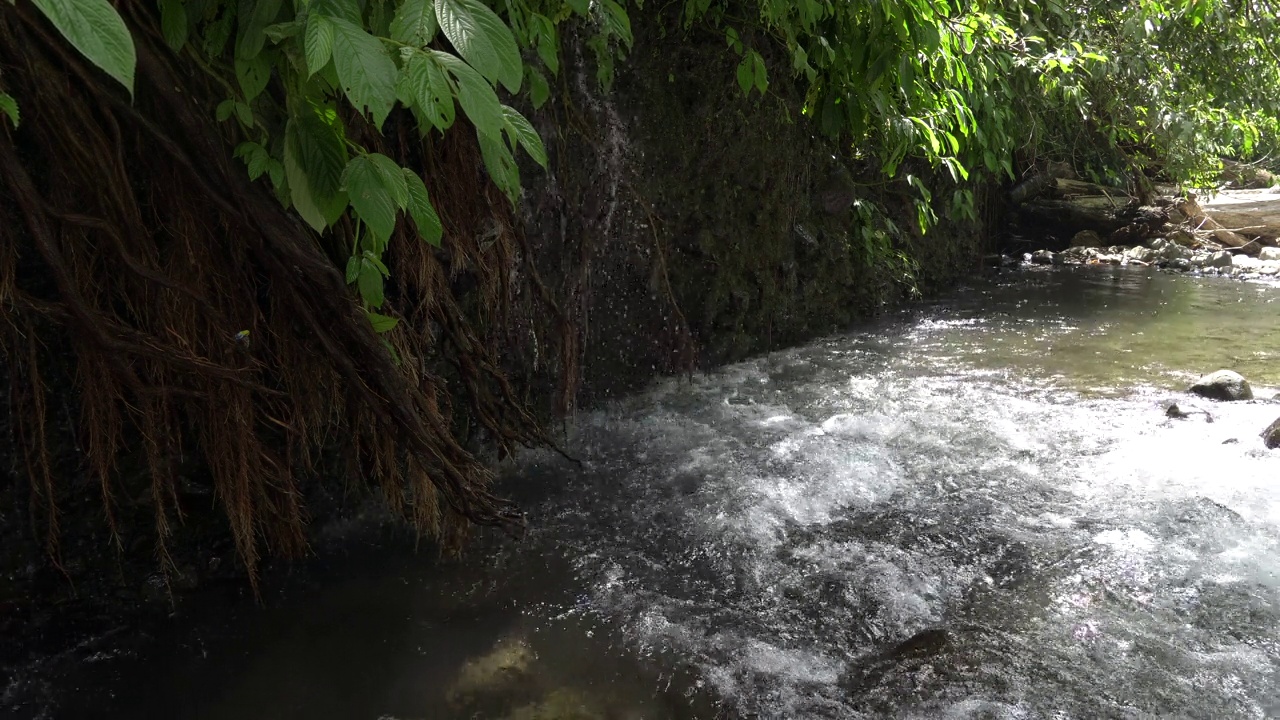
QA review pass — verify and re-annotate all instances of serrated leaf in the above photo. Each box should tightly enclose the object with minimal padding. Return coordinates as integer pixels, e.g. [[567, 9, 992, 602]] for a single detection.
[[284, 112, 349, 230], [368, 153, 409, 208], [215, 98, 236, 122], [235, 141, 272, 179], [159, 0, 188, 51], [402, 168, 443, 246], [391, 0, 437, 46], [310, 0, 361, 24], [357, 260, 385, 307], [342, 155, 399, 244], [501, 105, 547, 168], [434, 51, 502, 140], [400, 52, 456, 131], [30, 0, 136, 93], [305, 15, 334, 76], [235, 51, 272, 102], [329, 18, 398, 128], [345, 255, 360, 283], [0, 93, 18, 128], [366, 311, 399, 333], [435, 0, 522, 93]]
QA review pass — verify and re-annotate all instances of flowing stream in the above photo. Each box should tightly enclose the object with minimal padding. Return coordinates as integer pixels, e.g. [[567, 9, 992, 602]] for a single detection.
[[16, 267, 1280, 719]]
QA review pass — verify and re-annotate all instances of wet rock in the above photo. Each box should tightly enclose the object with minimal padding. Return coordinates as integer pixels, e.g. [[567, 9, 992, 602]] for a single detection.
[[1168, 258, 1192, 271], [1030, 249, 1058, 265], [1204, 250, 1233, 268], [1168, 229, 1197, 246], [1260, 262, 1280, 275], [1097, 253, 1123, 264], [1260, 247, 1280, 262], [1125, 246, 1154, 263], [1262, 417, 1280, 449], [1189, 370, 1254, 401], [1070, 230, 1105, 247]]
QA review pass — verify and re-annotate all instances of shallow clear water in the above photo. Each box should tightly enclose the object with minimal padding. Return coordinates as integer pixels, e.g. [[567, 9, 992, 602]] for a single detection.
[[24, 267, 1280, 719]]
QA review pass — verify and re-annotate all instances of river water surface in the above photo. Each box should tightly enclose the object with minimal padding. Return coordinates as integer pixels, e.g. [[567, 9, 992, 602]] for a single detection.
[[21, 267, 1280, 719]]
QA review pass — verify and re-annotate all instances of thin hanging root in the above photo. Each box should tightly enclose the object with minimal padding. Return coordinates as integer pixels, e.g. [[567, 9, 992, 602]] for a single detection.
[[0, 7, 534, 587]]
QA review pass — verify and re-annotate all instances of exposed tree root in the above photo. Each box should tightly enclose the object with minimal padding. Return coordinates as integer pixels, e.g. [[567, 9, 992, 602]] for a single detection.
[[0, 1, 600, 586]]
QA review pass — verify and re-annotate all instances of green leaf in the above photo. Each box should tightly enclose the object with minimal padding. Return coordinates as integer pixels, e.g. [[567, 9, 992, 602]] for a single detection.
[[305, 15, 335, 76], [159, 0, 188, 52], [329, 18, 399, 128], [234, 141, 272, 180], [532, 14, 559, 75], [501, 105, 547, 168], [0, 92, 18, 129], [345, 255, 360, 283], [263, 19, 304, 42], [402, 168, 443, 246], [435, 51, 502, 140], [750, 50, 767, 94], [527, 67, 550, 109], [356, 259, 386, 307], [283, 112, 349, 230], [368, 153, 409, 208], [215, 98, 236, 122], [600, 0, 632, 46], [478, 130, 519, 203], [342, 155, 399, 244], [30, 0, 136, 94], [399, 52, 456, 131], [310, 0, 361, 24], [435, 0, 523, 93], [566, 0, 589, 15], [391, 0, 437, 46], [366, 311, 399, 333], [236, 0, 283, 60], [235, 51, 272, 102], [735, 55, 753, 95], [233, 100, 254, 126]]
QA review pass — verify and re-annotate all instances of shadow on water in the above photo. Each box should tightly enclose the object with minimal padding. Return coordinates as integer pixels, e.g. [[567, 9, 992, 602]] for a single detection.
[[11, 266, 1280, 719]]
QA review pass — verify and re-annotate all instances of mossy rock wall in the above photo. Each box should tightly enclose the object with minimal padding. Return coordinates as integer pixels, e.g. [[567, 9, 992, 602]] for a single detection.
[[522, 16, 998, 401]]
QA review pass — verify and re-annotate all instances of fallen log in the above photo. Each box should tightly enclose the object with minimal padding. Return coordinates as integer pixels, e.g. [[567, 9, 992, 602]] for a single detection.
[[1178, 195, 1266, 254], [1196, 190, 1280, 249]]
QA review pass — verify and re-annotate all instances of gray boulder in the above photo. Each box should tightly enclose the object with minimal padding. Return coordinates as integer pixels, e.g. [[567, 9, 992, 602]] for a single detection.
[[1260, 247, 1280, 262], [1189, 369, 1254, 401], [1125, 246, 1154, 263], [1204, 250, 1233, 268], [1263, 417, 1280, 449]]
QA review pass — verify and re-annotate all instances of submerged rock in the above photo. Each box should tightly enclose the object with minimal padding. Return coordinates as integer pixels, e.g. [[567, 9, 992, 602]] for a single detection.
[[1189, 370, 1254, 401], [1166, 402, 1214, 422], [1263, 417, 1280, 449]]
